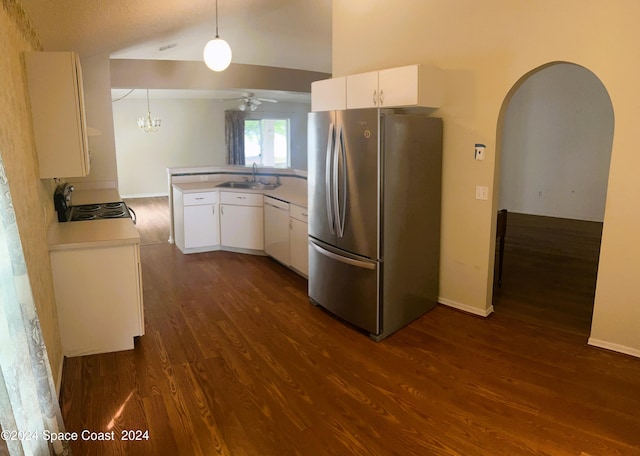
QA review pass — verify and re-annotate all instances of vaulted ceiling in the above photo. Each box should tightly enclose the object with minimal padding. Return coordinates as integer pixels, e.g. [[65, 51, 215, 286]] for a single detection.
[[19, 0, 332, 73]]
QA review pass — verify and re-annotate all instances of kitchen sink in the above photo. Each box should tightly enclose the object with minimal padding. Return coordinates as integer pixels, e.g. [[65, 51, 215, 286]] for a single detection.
[[215, 180, 281, 191]]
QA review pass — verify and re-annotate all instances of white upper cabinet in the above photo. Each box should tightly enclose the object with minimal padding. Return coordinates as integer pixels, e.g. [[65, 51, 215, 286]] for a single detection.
[[345, 71, 379, 109], [311, 76, 347, 112], [347, 64, 443, 109], [25, 51, 90, 179]]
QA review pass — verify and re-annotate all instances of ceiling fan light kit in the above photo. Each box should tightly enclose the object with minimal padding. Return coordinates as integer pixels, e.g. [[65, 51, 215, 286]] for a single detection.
[[219, 92, 278, 111], [204, 0, 232, 72]]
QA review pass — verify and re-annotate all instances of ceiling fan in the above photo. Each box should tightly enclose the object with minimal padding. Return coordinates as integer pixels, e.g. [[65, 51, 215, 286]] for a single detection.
[[219, 92, 278, 111]]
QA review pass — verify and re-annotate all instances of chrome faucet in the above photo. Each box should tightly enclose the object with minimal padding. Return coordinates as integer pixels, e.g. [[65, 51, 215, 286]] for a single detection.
[[252, 162, 258, 182]]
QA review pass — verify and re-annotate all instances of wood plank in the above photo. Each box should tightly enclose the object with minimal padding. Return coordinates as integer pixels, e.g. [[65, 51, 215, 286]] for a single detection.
[[493, 212, 602, 336], [59, 203, 640, 455]]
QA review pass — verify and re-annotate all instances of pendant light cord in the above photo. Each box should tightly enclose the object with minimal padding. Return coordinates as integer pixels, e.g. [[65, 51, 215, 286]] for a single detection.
[[215, 0, 220, 38]]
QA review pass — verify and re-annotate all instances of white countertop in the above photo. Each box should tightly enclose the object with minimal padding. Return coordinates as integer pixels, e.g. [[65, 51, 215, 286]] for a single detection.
[[48, 188, 140, 251], [173, 178, 308, 208]]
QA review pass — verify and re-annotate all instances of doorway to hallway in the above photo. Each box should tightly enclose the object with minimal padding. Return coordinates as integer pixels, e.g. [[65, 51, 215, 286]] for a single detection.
[[493, 62, 613, 337]]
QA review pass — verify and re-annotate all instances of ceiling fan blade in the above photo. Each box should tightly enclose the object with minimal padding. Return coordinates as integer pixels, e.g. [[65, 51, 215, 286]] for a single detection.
[[256, 97, 277, 103]]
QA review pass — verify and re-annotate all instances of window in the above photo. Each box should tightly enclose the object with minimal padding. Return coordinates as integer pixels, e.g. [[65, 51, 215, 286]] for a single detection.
[[244, 118, 290, 167]]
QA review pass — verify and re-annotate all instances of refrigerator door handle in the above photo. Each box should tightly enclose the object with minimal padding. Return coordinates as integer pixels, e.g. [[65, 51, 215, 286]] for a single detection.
[[309, 240, 376, 270], [325, 122, 335, 235], [333, 124, 341, 237], [338, 126, 347, 237]]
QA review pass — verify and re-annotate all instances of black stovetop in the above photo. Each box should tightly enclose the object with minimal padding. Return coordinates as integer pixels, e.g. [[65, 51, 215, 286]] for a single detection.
[[54, 183, 132, 222], [69, 201, 132, 221]]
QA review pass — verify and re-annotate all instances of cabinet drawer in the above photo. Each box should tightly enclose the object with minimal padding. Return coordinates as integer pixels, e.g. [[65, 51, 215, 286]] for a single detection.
[[264, 196, 290, 212], [183, 191, 219, 206], [290, 204, 308, 223], [220, 191, 263, 206]]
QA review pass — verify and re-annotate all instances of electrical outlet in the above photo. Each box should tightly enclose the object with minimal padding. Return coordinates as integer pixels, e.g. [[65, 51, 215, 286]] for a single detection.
[[474, 144, 486, 161], [475, 185, 489, 201]]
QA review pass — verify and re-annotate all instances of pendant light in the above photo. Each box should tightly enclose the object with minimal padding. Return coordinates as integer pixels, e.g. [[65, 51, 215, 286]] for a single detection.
[[203, 0, 232, 72], [137, 89, 161, 132]]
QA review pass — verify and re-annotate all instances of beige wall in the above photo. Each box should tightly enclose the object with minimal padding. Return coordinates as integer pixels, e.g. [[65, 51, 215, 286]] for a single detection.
[[333, 0, 640, 356], [72, 53, 120, 187], [0, 2, 63, 384]]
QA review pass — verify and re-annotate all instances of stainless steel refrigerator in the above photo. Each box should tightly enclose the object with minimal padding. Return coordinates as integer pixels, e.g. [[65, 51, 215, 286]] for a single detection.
[[308, 108, 442, 341]]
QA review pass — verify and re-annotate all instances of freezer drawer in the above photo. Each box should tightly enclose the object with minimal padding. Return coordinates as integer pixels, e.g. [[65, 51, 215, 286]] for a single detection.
[[308, 239, 380, 335]]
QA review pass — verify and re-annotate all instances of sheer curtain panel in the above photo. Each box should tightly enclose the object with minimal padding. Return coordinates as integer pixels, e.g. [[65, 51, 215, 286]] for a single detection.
[[0, 156, 70, 455]]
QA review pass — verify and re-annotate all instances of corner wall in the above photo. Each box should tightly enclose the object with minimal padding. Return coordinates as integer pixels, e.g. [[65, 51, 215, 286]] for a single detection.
[[333, 0, 640, 356]]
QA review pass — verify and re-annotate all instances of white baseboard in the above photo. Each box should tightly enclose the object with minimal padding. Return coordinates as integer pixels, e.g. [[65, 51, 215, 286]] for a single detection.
[[121, 192, 168, 199], [588, 338, 640, 359], [439, 297, 494, 317]]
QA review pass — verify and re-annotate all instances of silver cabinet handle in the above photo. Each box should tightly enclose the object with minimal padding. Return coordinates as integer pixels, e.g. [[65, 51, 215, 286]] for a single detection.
[[195, 197, 204, 200], [379, 89, 384, 106], [221, 205, 224, 215], [212, 206, 215, 215], [373, 89, 377, 106], [301, 212, 308, 217], [236, 196, 247, 200]]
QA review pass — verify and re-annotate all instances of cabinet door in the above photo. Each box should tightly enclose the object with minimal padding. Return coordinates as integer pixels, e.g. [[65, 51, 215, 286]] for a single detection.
[[25, 52, 90, 178], [184, 204, 219, 248], [264, 198, 290, 264], [378, 65, 420, 107], [220, 205, 264, 250], [50, 244, 142, 357], [378, 64, 443, 108], [346, 71, 379, 109], [290, 218, 309, 276], [311, 77, 347, 111]]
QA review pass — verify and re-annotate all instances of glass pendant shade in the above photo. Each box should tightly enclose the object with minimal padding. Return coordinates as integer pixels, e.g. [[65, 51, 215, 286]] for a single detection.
[[203, 37, 232, 72]]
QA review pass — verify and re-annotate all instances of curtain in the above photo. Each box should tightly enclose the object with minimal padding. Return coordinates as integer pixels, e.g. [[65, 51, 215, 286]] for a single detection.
[[0, 157, 70, 455], [225, 110, 246, 165]]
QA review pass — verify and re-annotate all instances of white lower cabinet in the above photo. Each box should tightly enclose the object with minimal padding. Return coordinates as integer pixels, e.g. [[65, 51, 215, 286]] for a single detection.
[[172, 186, 308, 277], [50, 242, 144, 357], [289, 204, 309, 276], [264, 196, 290, 265], [173, 188, 219, 253], [220, 192, 264, 251]]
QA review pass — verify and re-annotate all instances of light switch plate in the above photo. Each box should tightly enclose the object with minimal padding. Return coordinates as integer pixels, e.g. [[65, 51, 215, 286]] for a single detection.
[[476, 185, 489, 200]]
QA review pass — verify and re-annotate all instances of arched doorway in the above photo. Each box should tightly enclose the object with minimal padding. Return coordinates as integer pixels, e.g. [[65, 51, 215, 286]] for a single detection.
[[493, 62, 614, 337]]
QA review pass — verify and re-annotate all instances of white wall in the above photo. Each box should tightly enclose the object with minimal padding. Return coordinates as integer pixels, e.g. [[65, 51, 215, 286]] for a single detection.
[[499, 63, 613, 222], [113, 95, 311, 197], [113, 97, 222, 197]]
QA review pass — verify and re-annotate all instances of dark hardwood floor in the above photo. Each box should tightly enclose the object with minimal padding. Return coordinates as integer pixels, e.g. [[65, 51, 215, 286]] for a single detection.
[[493, 212, 603, 337], [59, 201, 640, 455]]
